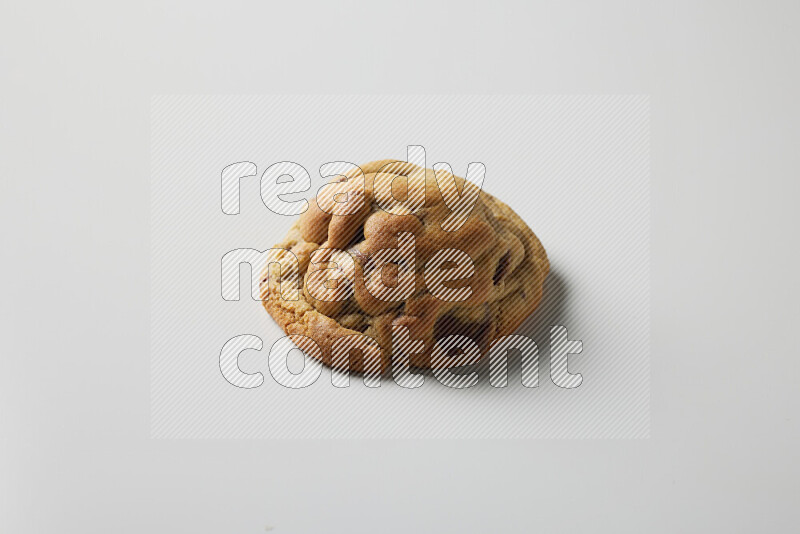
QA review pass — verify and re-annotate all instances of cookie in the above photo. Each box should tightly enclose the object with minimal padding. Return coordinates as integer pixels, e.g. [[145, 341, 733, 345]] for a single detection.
[[260, 159, 549, 373]]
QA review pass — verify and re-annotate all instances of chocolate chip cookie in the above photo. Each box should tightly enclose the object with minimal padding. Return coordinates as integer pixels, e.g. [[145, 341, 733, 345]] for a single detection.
[[260, 159, 549, 373]]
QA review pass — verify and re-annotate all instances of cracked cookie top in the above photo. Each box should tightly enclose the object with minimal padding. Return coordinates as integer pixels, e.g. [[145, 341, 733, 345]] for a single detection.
[[260, 159, 549, 371]]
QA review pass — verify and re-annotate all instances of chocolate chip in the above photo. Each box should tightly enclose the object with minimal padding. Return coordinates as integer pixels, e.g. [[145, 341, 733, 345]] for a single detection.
[[493, 251, 511, 285], [434, 313, 491, 354], [346, 224, 366, 249]]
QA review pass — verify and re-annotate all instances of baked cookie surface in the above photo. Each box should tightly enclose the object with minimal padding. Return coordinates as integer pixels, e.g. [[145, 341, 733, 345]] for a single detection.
[[260, 159, 549, 372]]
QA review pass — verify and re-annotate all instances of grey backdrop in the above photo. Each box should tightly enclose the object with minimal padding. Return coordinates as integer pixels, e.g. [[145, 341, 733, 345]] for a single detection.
[[1, 0, 799, 532], [151, 95, 650, 439]]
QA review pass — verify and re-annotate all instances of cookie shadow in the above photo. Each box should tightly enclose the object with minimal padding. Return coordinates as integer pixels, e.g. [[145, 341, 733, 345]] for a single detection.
[[410, 268, 570, 390]]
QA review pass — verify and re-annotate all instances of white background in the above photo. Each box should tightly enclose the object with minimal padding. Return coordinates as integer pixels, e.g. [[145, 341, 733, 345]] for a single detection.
[[151, 95, 650, 439], [2, 1, 799, 532]]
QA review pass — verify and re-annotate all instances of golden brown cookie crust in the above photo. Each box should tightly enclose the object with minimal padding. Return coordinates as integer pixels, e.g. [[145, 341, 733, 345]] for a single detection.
[[260, 159, 549, 373]]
